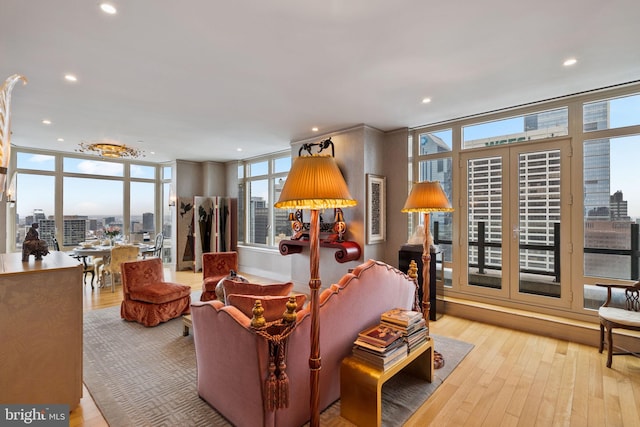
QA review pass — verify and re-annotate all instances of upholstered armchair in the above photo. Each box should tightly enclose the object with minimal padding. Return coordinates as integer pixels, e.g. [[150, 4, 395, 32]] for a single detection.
[[200, 251, 238, 302], [120, 257, 191, 327]]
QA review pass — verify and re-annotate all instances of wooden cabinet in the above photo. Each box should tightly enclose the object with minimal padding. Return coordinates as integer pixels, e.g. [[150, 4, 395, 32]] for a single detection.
[[0, 252, 83, 409]]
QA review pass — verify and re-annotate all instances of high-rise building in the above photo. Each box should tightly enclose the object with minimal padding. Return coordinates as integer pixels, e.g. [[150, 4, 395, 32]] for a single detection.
[[142, 212, 154, 232], [250, 198, 268, 244], [610, 190, 629, 220], [38, 219, 56, 249], [63, 219, 87, 246]]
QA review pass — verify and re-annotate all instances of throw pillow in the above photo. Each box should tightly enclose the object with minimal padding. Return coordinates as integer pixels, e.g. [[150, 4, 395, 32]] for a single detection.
[[222, 280, 293, 304], [226, 294, 306, 322]]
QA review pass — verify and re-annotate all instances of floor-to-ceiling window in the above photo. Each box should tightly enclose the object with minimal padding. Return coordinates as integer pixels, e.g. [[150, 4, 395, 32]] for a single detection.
[[411, 82, 640, 320], [10, 148, 165, 254], [238, 151, 291, 248], [581, 93, 640, 309]]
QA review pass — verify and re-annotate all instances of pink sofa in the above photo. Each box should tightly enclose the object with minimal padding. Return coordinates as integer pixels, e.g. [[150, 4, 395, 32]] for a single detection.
[[191, 259, 418, 427]]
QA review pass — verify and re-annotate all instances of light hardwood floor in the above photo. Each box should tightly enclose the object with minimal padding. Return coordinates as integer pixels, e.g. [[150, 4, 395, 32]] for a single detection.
[[71, 270, 640, 427]]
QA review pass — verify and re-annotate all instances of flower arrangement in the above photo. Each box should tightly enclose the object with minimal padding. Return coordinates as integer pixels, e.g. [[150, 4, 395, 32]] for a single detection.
[[104, 225, 121, 239]]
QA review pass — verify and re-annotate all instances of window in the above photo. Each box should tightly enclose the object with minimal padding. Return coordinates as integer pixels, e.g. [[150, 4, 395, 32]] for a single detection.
[[238, 152, 290, 247], [462, 107, 568, 149], [583, 93, 640, 132], [11, 148, 163, 252], [14, 173, 55, 249]]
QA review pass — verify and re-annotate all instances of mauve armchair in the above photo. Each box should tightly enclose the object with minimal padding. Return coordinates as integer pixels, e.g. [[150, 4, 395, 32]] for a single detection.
[[120, 257, 191, 327], [200, 251, 238, 302]]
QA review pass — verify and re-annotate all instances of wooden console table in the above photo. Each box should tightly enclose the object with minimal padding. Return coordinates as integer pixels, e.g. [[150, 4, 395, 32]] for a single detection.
[[278, 239, 361, 263], [0, 252, 83, 408], [340, 338, 434, 427]]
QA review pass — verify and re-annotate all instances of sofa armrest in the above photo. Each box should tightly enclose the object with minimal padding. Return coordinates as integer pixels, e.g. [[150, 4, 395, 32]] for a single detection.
[[190, 300, 274, 426]]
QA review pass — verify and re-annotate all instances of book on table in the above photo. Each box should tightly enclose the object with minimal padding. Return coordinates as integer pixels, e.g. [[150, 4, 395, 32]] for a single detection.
[[357, 323, 404, 347], [354, 335, 406, 354], [352, 342, 409, 369], [380, 308, 424, 327]]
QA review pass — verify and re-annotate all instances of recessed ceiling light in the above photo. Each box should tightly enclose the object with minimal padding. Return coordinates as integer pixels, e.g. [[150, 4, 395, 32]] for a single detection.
[[312, 127, 319, 132], [422, 97, 432, 104], [563, 58, 577, 67], [99, 2, 117, 14], [236, 148, 243, 152], [57, 138, 64, 142], [42, 119, 52, 125], [64, 74, 77, 82]]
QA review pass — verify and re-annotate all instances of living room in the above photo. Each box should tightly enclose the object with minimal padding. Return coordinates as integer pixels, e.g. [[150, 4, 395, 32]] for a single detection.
[[1, 1, 639, 426]]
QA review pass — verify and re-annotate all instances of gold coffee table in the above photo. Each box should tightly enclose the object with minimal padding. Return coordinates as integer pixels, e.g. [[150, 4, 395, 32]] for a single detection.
[[340, 337, 434, 427]]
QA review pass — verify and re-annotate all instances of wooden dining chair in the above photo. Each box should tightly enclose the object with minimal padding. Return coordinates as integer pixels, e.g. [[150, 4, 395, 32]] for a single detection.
[[597, 281, 640, 367]]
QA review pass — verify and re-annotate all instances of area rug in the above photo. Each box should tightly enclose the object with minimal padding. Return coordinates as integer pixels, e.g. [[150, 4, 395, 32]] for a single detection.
[[83, 305, 473, 427]]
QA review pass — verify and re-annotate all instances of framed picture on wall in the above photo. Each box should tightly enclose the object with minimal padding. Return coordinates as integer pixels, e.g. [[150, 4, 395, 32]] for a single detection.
[[366, 174, 386, 244]]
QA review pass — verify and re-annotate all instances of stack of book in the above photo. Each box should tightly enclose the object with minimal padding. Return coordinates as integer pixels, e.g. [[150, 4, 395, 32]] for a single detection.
[[380, 308, 428, 354], [352, 323, 408, 370]]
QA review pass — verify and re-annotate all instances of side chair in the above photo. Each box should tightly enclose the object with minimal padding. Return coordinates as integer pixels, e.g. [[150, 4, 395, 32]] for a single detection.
[[596, 281, 640, 367], [200, 251, 238, 302], [101, 245, 139, 292]]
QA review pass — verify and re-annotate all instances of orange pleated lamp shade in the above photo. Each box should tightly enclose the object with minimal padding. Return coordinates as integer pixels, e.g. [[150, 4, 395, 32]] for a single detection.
[[401, 181, 454, 213], [275, 155, 357, 210]]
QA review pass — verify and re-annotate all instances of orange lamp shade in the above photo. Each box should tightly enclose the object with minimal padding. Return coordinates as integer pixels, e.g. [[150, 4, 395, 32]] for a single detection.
[[275, 155, 357, 210], [401, 181, 453, 213]]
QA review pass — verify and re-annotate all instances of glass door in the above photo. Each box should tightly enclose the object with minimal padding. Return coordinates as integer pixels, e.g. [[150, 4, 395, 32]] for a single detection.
[[460, 140, 572, 307]]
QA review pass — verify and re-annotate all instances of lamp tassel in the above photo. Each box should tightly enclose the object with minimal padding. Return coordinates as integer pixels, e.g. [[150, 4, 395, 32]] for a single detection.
[[265, 343, 278, 411]]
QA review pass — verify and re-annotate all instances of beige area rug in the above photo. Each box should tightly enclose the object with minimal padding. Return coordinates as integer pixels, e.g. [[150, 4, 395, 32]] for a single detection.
[[83, 303, 473, 427]]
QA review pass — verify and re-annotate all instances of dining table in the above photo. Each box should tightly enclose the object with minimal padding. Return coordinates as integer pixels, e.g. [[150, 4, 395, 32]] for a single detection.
[[71, 243, 151, 258], [71, 243, 151, 287]]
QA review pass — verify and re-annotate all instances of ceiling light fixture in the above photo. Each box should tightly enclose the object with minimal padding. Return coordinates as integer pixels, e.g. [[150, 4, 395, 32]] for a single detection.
[[77, 140, 144, 159], [312, 127, 319, 132], [563, 58, 577, 67], [422, 97, 432, 104], [64, 74, 77, 82], [57, 138, 64, 142], [42, 119, 51, 125], [99, 2, 117, 14]]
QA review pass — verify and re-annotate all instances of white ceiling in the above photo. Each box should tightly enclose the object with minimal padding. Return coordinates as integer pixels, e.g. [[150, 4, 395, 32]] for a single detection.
[[1, 0, 639, 163]]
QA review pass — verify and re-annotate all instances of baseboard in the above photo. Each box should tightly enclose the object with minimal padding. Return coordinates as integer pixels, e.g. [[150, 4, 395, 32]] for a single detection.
[[442, 297, 640, 350]]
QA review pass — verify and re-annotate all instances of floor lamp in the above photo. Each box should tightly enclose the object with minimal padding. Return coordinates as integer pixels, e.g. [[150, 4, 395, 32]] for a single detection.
[[275, 139, 356, 427], [401, 181, 453, 369]]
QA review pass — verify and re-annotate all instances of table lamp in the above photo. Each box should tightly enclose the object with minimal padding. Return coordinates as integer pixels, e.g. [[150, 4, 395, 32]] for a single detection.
[[402, 181, 453, 368], [274, 137, 356, 427]]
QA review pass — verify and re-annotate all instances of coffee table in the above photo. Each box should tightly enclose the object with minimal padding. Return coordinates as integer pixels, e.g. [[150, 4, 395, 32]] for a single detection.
[[340, 337, 434, 427]]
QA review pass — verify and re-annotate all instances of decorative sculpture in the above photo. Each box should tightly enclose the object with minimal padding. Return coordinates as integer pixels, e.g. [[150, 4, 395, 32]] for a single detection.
[[22, 223, 49, 261], [0, 74, 27, 199]]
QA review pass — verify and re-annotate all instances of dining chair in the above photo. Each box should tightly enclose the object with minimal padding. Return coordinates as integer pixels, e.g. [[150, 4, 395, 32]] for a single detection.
[[101, 245, 140, 292], [142, 233, 164, 259]]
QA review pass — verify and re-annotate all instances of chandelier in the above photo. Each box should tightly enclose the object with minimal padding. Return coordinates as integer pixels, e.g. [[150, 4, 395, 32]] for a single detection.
[[77, 140, 144, 159]]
